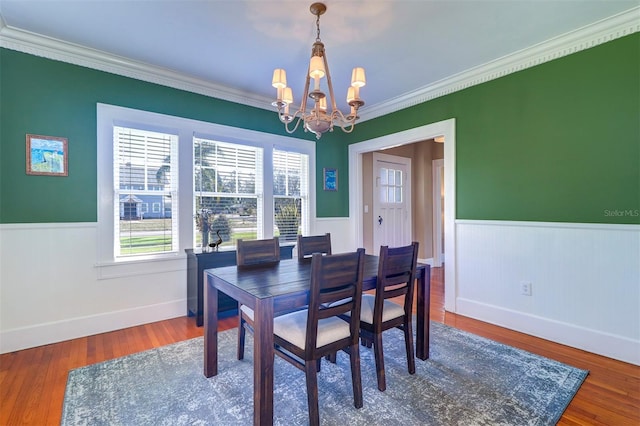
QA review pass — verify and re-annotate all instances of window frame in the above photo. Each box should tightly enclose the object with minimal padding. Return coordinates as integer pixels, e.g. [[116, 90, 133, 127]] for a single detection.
[[97, 103, 316, 272]]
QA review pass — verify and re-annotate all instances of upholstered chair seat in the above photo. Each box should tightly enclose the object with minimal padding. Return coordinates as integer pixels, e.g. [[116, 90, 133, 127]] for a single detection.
[[359, 294, 405, 324], [357, 242, 419, 392], [273, 249, 365, 426]]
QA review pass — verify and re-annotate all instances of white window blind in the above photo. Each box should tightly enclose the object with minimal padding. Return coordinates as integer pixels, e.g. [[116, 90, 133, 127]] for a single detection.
[[194, 137, 263, 249], [114, 127, 178, 257], [273, 149, 309, 242]]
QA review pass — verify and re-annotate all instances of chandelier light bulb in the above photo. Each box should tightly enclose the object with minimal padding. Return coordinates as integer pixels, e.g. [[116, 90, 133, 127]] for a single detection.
[[346, 86, 356, 103], [283, 87, 293, 104], [309, 56, 326, 79], [318, 97, 327, 111], [272, 69, 287, 89], [351, 67, 366, 88]]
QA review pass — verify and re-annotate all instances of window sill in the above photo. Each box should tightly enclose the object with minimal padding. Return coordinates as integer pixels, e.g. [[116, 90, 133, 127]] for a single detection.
[[95, 252, 186, 280]]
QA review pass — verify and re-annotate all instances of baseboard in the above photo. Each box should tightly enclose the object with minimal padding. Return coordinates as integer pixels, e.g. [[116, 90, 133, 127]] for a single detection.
[[0, 299, 186, 354], [418, 257, 434, 266], [456, 298, 640, 365]]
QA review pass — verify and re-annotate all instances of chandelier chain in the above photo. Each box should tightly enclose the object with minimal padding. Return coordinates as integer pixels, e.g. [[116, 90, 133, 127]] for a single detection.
[[316, 14, 321, 42]]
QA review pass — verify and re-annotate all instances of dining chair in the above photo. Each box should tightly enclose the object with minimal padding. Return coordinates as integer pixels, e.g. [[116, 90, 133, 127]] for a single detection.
[[296, 233, 332, 260], [236, 237, 280, 360], [273, 249, 365, 426], [359, 241, 419, 391]]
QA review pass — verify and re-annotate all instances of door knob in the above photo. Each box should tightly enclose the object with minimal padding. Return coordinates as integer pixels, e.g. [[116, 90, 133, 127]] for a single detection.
[[378, 215, 383, 225]]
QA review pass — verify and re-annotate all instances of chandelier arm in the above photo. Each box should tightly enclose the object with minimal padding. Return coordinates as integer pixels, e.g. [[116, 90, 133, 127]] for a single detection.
[[300, 68, 312, 113], [332, 109, 357, 131], [283, 114, 305, 134], [322, 53, 339, 112]]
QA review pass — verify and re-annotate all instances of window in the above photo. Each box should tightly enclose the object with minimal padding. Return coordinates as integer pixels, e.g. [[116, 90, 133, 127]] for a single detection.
[[273, 149, 308, 243], [379, 167, 403, 203], [97, 104, 315, 268], [113, 127, 178, 257], [194, 138, 263, 249]]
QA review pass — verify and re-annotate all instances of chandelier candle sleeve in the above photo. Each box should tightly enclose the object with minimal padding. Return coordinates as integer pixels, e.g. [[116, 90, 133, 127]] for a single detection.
[[271, 2, 366, 139]]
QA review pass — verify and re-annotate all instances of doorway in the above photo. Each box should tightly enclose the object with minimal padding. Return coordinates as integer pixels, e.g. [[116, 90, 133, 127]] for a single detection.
[[348, 119, 457, 313]]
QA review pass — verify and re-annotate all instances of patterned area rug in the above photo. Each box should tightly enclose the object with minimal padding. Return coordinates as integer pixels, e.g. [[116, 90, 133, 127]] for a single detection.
[[62, 322, 587, 425]]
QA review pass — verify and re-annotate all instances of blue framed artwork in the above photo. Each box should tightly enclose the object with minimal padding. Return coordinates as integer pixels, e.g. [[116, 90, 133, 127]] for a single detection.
[[26, 134, 68, 176], [323, 168, 337, 191]]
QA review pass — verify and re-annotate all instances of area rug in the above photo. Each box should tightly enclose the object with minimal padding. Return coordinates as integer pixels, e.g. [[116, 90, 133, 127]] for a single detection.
[[62, 322, 587, 425]]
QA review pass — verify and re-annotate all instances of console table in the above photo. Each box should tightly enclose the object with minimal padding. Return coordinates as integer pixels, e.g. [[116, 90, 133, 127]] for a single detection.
[[186, 246, 294, 326]]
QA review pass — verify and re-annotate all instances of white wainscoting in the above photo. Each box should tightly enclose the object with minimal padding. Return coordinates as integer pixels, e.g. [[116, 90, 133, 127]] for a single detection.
[[0, 218, 351, 354], [0, 223, 186, 354], [3, 218, 638, 365], [455, 220, 640, 365], [313, 217, 354, 254]]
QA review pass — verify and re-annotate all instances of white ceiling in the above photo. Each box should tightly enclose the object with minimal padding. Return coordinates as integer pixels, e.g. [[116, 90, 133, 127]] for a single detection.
[[1, 1, 638, 119]]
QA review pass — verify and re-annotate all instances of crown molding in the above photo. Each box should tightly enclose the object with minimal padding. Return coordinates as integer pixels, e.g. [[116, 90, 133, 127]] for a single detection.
[[0, 19, 274, 111], [1, 7, 638, 122], [359, 6, 640, 121]]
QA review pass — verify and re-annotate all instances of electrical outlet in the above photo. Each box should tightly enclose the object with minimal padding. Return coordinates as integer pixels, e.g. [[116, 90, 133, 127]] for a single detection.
[[521, 281, 532, 296]]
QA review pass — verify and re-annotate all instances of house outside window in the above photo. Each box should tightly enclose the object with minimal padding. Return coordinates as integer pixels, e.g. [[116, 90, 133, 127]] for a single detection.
[[114, 126, 178, 257], [97, 103, 315, 268]]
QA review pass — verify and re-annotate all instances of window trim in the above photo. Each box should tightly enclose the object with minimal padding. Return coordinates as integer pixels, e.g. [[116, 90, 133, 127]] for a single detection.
[[97, 103, 316, 270]]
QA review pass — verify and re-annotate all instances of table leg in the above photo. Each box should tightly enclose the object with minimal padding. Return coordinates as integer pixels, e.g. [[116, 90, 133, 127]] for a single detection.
[[253, 298, 274, 426], [416, 265, 431, 360], [204, 273, 219, 377]]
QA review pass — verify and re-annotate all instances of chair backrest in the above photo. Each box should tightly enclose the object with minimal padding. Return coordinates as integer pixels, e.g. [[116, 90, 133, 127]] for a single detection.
[[373, 242, 419, 323], [305, 248, 365, 356], [236, 237, 280, 266], [297, 233, 332, 260]]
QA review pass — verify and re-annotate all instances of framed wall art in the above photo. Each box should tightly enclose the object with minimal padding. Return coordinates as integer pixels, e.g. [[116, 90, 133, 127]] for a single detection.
[[26, 134, 68, 176], [323, 167, 337, 191]]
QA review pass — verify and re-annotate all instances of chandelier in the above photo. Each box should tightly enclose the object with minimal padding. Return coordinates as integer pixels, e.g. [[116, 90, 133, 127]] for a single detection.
[[271, 2, 366, 140]]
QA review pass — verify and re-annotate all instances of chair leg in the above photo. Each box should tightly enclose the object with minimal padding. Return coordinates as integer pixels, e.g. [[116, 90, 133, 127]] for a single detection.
[[349, 343, 363, 409], [404, 319, 416, 375], [373, 333, 386, 391], [237, 314, 246, 360], [305, 360, 320, 426], [360, 336, 372, 348], [325, 352, 337, 363]]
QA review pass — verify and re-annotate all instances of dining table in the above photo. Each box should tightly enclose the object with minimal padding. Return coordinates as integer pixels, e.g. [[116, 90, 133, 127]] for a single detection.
[[203, 254, 431, 426]]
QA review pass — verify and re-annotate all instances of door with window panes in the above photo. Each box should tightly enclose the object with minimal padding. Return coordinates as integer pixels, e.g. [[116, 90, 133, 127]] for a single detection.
[[372, 152, 412, 251]]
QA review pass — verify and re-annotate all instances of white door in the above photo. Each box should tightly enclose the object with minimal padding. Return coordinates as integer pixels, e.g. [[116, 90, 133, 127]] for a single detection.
[[372, 152, 412, 251]]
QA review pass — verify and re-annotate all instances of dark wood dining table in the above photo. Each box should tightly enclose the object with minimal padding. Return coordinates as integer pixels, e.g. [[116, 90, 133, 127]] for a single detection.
[[203, 254, 430, 426]]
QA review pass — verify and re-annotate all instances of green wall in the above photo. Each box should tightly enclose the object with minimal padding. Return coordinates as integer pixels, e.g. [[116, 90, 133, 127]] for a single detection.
[[1, 33, 639, 224], [347, 33, 640, 224], [0, 48, 314, 223]]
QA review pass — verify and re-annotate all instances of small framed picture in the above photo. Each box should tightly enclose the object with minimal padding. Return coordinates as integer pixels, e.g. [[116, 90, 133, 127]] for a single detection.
[[323, 168, 338, 191], [26, 134, 68, 176]]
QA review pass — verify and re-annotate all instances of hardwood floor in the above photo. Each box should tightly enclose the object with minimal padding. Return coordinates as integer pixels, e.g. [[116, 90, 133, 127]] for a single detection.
[[1, 267, 638, 425]]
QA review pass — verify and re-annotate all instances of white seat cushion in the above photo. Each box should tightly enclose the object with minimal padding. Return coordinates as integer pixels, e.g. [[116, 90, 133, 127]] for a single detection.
[[273, 310, 351, 350], [358, 294, 405, 324], [240, 304, 254, 321]]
